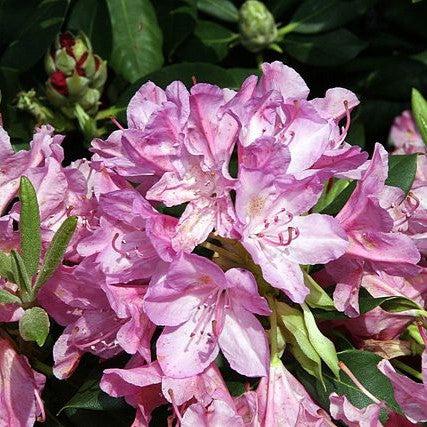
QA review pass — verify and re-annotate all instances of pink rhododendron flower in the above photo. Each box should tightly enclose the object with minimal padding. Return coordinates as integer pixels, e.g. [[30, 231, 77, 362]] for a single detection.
[[329, 393, 383, 427], [101, 358, 238, 426], [256, 357, 333, 426], [0, 125, 63, 215], [235, 165, 348, 302], [0, 337, 45, 426], [0, 61, 425, 427], [144, 253, 270, 378], [327, 143, 420, 316], [378, 327, 427, 423]]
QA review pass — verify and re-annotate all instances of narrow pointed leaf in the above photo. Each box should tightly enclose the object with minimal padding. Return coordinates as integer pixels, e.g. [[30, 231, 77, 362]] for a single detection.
[[304, 271, 335, 310], [412, 88, 427, 145], [0, 289, 22, 305], [0, 252, 14, 281], [34, 216, 77, 291], [19, 307, 50, 346], [302, 303, 340, 378], [10, 250, 32, 300], [276, 301, 324, 382], [19, 176, 41, 277]]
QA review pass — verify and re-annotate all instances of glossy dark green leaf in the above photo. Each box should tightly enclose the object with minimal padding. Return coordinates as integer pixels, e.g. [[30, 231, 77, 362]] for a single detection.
[[19, 176, 41, 277], [106, 0, 163, 82], [159, 4, 197, 59], [0, 0, 69, 71], [283, 0, 370, 34], [61, 377, 127, 413], [67, 0, 112, 59], [284, 29, 367, 66], [266, 0, 300, 18], [346, 121, 366, 148], [412, 88, 427, 145], [180, 21, 238, 62], [0, 0, 39, 44], [34, 216, 78, 292], [314, 179, 352, 214], [318, 181, 356, 216], [196, 0, 238, 22], [19, 307, 50, 346], [226, 381, 245, 397], [296, 349, 401, 419], [383, 0, 427, 41], [385, 154, 418, 195], [358, 58, 427, 102]]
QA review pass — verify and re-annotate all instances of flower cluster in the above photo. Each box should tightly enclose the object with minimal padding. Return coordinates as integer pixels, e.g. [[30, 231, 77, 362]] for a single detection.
[[0, 62, 426, 426]]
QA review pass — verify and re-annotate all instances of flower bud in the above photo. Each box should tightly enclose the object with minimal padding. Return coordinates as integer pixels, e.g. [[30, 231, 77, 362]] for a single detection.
[[239, 0, 277, 53], [45, 31, 107, 118]]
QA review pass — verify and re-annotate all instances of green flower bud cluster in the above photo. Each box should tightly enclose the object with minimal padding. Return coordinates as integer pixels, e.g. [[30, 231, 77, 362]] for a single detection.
[[239, 0, 278, 53], [45, 32, 107, 117]]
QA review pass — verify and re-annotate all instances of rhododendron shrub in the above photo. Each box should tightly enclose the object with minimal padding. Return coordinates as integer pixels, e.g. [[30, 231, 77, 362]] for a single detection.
[[0, 62, 426, 426]]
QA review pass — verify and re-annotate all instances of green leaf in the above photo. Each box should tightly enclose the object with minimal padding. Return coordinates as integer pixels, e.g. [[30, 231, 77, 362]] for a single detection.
[[106, 0, 163, 82], [61, 377, 127, 413], [226, 381, 246, 397], [314, 179, 352, 214], [192, 20, 236, 61], [10, 250, 32, 300], [346, 120, 366, 149], [304, 271, 335, 310], [385, 154, 418, 195], [284, 29, 367, 66], [196, 0, 238, 22], [0, 252, 13, 281], [267, 0, 300, 18], [0, 289, 21, 305], [74, 104, 98, 140], [319, 181, 356, 216], [159, 4, 197, 59], [19, 176, 41, 277], [380, 297, 426, 315], [296, 349, 401, 418], [283, 0, 369, 35], [276, 301, 323, 382], [0, 0, 68, 71], [302, 303, 340, 378], [19, 307, 50, 346], [412, 88, 427, 145], [0, 0, 39, 45], [68, 0, 112, 59], [34, 216, 78, 292]]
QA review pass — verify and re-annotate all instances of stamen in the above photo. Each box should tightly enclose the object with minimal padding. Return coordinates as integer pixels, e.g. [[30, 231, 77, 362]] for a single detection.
[[111, 117, 124, 130], [168, 389, 183, 423], [258, 226, 299, 247], [338, 100, 351, 144], [34, 389, 46, 422], [192, 76, 197, 86], [339, 361, 382, 404], [111, 233, 130, 258], [404, 192, 420, 214]]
